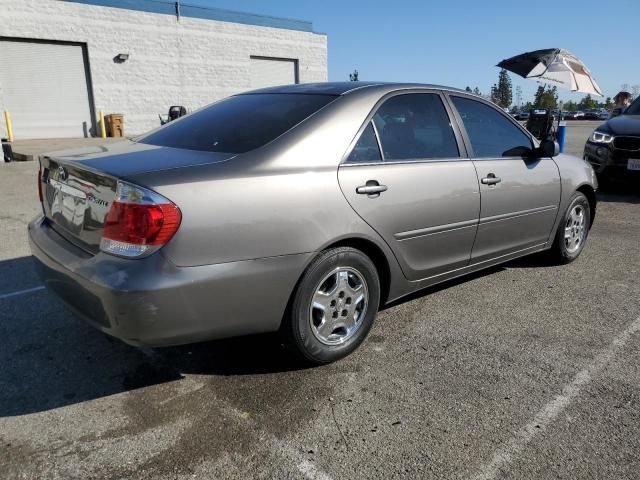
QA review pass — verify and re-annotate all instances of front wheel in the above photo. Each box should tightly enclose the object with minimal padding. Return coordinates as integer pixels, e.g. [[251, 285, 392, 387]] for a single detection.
[[282, 247, 380, 365], [550, 191, 591, 264]]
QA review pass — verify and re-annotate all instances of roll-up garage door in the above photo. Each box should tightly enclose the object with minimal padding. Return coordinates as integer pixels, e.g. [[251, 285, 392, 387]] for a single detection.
[[250, 56, 298, 89], [0, 39, 93, 139]]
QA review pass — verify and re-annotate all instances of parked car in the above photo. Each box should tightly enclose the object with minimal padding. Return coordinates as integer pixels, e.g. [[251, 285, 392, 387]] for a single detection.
[[584, 109, 602, 120], [597, 109, 610, 120], [29, 82, 598, 364], [584, 95, 640, 183], [514, 111, 530, 121]]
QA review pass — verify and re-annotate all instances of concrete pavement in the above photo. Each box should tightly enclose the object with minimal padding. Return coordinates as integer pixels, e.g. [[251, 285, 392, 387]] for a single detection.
[[1, 124, 639, 479]]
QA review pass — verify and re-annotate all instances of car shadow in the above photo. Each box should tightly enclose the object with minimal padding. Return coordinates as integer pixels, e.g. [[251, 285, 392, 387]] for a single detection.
[[597, 190, 640, 204], [0, 244, 573, 418], [596, 182, 640, 202], [0, 256, 310, 417], [383, 265, 506, 309]]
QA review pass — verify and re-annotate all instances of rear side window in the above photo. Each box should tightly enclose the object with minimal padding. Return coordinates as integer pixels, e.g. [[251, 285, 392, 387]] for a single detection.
[[139, 93, 337, 153], [451, 96, 533, 158], [372, 93, 459, 161], [346, 122, 382, 163]]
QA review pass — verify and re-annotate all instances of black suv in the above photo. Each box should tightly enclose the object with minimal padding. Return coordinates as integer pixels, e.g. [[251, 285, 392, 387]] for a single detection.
[[584, 97, 640, 182]]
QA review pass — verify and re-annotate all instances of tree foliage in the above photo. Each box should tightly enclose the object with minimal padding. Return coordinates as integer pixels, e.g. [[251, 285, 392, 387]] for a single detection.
[[349, 69, 359, 82], [577, 94, 599, 111], [533, 85, 558, 109], [490, 69, 513, 108]]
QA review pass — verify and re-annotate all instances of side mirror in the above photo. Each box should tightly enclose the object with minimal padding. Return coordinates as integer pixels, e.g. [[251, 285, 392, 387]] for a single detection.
[[536, 139, 559, 158]]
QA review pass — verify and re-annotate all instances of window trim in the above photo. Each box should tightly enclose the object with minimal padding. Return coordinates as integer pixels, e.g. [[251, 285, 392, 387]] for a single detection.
[[344, 120, 383, 164], [341, 89, 470, 166], [444, 93, 537, 161]]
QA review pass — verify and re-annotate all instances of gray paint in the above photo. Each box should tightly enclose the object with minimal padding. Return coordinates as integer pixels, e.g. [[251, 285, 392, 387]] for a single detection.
[[29, 82, 597, 347]]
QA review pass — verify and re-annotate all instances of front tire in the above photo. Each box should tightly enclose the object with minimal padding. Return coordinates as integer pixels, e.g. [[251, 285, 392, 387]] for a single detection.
[[550, 191, 591, 264], [282, 247, 380, 365]]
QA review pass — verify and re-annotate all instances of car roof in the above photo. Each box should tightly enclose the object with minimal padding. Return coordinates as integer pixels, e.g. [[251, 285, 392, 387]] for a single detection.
[[242, 81, 469, 96]]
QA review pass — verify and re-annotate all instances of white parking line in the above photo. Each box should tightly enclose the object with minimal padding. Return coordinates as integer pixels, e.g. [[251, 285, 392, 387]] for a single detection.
[[472, 315, 640, 480], [0, 285, 45, 300]]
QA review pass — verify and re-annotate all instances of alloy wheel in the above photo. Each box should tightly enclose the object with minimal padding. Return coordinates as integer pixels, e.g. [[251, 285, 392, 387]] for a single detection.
[[564, 204, 587, 254], [309, 267, 368, 346]]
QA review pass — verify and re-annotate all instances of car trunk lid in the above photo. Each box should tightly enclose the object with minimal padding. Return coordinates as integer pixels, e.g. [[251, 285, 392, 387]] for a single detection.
[[40, 156, 117, 254], [39, 141, 236, 254]]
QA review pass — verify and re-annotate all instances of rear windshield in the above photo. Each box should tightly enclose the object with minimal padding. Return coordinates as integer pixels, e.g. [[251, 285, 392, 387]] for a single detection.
[[138, 93, 338, 153]]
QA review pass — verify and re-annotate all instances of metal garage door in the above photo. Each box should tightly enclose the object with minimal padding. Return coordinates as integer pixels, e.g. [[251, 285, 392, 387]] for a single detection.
[[0, 39, 94, 139], [250, 56, 298, 89]]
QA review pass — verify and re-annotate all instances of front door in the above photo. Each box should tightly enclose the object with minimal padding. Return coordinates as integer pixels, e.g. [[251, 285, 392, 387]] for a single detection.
[[338, 92, 480, 281], [448, 95, 561, 263]]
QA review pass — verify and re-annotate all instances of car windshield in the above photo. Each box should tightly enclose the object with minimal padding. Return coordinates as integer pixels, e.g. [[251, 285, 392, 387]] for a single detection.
[[623, 97, 640, 115], [138, 93, 338, 153]]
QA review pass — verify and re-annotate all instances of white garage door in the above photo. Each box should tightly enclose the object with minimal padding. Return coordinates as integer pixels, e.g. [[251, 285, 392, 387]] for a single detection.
[[250, 56, 297, 89], [0, 40, 93, 139]]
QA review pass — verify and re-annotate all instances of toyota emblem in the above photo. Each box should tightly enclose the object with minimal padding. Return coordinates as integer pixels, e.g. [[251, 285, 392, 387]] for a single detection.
[[58, 166, 67, 181]]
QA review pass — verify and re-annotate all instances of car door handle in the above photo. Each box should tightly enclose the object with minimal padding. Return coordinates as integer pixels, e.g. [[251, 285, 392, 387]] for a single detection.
[[481, 174, 501, 185], [356, 181, 388, 196]]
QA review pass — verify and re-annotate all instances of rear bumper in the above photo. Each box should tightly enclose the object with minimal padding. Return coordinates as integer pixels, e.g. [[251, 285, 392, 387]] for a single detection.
[[28, 216, 311, 346]]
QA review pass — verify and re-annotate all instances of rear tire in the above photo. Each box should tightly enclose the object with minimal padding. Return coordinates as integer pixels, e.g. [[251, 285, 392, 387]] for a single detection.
[[282, 247, 380, 365], [550, 191, 591, 264]]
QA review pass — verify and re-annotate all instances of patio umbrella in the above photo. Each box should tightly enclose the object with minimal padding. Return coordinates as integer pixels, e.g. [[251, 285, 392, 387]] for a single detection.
[[497, 48, 603, 96]]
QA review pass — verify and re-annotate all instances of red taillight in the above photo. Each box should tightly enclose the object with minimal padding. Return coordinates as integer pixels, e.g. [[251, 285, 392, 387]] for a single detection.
[[103, 202, 181, 246], [37, 168, 43, 202], [100, 181, 181, 258]]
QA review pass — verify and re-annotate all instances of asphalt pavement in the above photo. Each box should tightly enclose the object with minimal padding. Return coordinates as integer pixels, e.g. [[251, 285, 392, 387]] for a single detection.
[[1, 121, 639, 479]]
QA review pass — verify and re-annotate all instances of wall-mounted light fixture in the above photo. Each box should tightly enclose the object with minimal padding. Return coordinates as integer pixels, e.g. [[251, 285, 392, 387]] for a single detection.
[[113, 53, 130, 63]]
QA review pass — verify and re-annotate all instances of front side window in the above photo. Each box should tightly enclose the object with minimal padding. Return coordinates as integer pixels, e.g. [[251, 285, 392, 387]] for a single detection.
[[451, 96, 533, 158], [346, 122, 382, 163], [139, 93, 337, 153], [372, 94, 460, 161]]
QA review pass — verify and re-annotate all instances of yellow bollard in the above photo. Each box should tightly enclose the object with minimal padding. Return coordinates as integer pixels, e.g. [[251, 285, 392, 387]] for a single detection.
[[4, 111, 13, 142], [99, 111, 107, 138]]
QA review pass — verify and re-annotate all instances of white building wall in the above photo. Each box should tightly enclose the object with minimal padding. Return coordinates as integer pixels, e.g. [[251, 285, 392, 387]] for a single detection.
[[0, 0, 328, 136]]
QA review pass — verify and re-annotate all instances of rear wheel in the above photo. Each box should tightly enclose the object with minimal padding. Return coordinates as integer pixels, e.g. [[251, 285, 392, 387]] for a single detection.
[[550, 191, 591, 264], [282, 247, 380, 365]]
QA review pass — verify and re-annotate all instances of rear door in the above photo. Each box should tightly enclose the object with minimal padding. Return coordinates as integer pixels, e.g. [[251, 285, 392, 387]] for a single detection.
[[338, 91, 480, 281], [447, 94, 561, 263]]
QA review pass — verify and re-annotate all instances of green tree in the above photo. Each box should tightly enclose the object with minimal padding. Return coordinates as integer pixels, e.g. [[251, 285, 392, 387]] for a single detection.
[[349, 69, 359, 82], [490, 84, 499, 104], [473, 87, 482, 96], [563, 100, 578, 112], [465, 86, 473, 92], [533, 85, 558, 109], [577, 94, 598, 110], [491, 69, 513, 108]]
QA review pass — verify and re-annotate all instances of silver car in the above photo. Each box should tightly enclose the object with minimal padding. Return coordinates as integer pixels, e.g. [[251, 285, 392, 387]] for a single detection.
[[29, 82, 597, 364]]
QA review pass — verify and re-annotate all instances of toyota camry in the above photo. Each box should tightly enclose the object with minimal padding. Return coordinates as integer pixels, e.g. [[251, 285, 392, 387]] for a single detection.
[[29, 82, 597, 364]]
